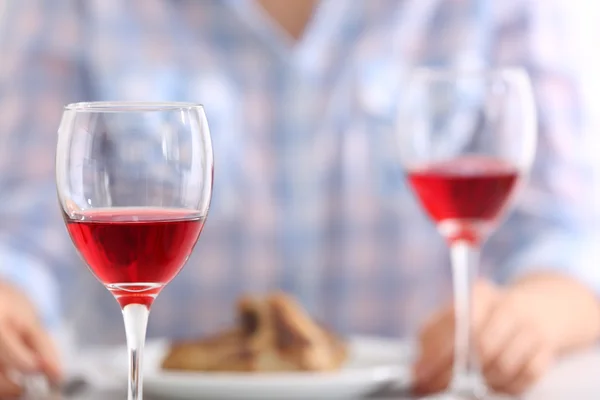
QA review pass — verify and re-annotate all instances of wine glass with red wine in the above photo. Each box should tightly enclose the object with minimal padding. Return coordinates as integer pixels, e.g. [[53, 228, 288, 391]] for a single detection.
[[396, 68, 536, 399], [56, 102, 213, 400]]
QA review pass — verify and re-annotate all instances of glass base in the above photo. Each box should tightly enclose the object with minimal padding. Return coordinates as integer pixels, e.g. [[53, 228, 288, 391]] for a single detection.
[[420, 395, 481, 400], [419, 390, 514, 400], [418, 374, 516, 400]]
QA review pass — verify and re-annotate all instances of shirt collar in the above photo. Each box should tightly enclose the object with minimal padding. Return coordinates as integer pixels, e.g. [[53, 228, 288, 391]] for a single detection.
[[224, 0, 362, 69]]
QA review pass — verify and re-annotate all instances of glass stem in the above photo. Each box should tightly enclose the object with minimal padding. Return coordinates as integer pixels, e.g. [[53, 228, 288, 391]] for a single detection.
[[449, 240, 484, 396], [123, 304, 150, 400]]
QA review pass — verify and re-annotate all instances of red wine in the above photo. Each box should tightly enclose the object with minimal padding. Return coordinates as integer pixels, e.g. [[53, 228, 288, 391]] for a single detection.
[[407, 156, 519, 242], [65, 208, 205, 308]]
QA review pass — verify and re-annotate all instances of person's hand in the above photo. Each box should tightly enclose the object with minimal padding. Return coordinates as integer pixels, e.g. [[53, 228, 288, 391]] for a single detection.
[[0, 281, 62, 397], [412, 279, 556, 396]]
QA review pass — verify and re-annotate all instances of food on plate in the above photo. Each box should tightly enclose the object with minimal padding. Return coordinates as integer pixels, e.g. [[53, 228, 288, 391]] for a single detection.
[[161, 292, 347, 372]]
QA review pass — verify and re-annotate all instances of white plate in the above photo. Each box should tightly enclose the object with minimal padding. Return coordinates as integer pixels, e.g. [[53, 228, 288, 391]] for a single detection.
[[141, 337, 414, 399]]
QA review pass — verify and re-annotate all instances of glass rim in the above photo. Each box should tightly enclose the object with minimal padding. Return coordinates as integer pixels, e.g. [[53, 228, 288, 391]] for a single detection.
[[410, 66, 529, 80], [64, 101, 205, 112]]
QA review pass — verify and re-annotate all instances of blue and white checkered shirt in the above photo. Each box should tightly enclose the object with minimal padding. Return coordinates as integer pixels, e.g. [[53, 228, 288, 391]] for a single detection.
[[0, 0, 598, 345]]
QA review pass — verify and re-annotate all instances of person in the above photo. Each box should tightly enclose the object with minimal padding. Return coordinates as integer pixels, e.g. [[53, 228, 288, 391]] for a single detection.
[[0, 0, 598, 397]]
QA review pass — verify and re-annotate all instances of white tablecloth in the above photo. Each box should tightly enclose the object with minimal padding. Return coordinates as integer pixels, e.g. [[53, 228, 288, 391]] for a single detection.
[[523, 349, 600, 399], [62, 342, 600, 399]]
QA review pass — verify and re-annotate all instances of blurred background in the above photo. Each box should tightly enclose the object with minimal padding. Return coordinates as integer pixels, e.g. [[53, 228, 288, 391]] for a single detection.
[[0, 0, 597, 387], [0, 0, 599, 398], [0, 0, 596, 344]]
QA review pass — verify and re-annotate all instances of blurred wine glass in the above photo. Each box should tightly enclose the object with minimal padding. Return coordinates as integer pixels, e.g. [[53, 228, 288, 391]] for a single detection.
[[395, 68, 537, 399]]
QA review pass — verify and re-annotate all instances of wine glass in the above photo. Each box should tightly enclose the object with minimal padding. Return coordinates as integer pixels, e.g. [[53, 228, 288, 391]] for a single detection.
[[56, 102, 213, 400], [395, 68, 537, 399]]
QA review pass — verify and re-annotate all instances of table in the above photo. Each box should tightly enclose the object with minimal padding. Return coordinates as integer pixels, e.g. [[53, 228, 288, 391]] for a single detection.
[[51, 348, 600, 399], [521, 348, 600, 399]]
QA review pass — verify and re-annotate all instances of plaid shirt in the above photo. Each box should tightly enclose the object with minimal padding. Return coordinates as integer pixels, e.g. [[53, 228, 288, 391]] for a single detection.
[[0, 0, 598, 345]]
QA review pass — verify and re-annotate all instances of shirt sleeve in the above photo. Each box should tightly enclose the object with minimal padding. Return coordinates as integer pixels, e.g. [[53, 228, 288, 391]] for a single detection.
[[485, 0, 600, 292], [0, 246, 61, 328], [0, 0, 87, 328]]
